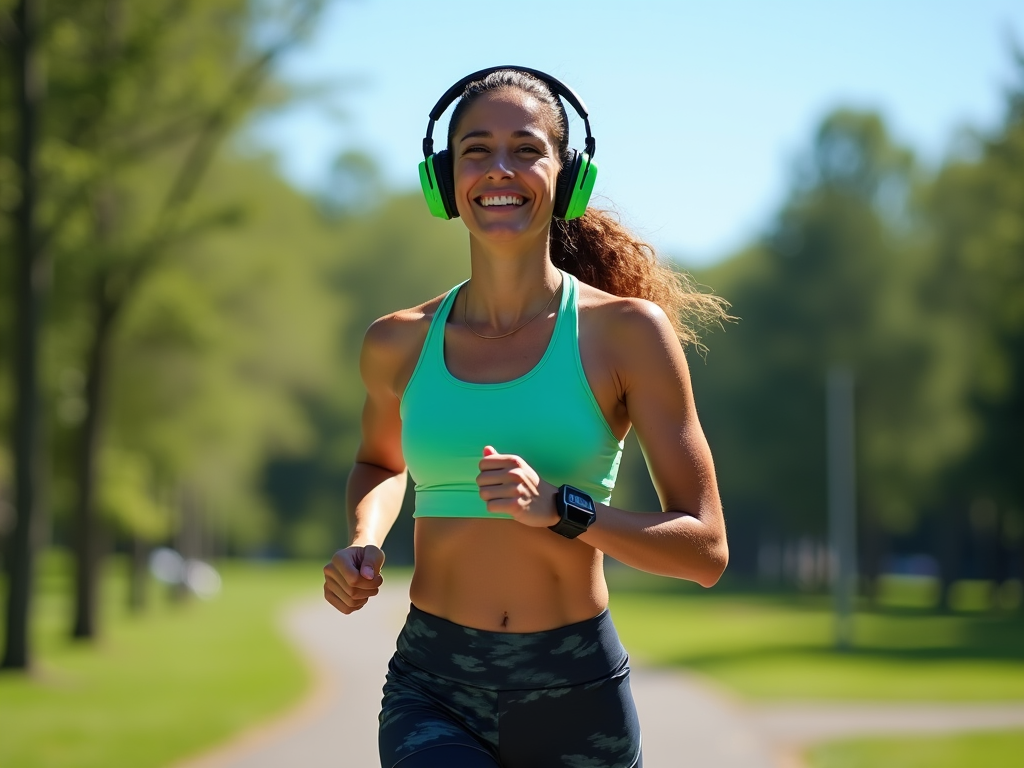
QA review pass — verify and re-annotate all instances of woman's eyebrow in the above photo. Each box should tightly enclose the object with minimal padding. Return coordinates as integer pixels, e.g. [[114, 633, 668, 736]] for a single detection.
[[458, 129, 545, 142]]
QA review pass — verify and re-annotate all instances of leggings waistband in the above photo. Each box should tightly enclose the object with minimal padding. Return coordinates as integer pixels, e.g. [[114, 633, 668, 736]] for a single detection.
[[395, 603, 629, 691]]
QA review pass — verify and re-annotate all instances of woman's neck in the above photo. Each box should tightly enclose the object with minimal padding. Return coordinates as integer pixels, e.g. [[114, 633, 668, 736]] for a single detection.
[[465, 231, 562, 331]]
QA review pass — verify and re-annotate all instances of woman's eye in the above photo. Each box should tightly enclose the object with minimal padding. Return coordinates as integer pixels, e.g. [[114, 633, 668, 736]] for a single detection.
[[464, 145, 488, 155]]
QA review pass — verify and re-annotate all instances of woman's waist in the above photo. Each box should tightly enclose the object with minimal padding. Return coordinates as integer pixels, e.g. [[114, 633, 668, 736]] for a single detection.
[[411, 517, 608, 633]]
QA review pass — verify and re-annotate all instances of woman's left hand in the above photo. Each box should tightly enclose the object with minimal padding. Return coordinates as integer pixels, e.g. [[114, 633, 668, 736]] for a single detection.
[[476, 446, 559, 527]]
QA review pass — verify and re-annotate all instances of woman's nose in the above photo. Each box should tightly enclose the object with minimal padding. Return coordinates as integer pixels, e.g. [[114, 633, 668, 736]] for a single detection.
[[486, 150, 514, 179]]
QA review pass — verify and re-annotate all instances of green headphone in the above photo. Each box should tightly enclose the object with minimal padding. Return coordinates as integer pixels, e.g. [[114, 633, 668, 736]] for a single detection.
[[418, 66, 598, 221]]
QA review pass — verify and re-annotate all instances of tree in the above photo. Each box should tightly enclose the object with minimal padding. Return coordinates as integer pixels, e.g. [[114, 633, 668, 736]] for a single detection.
[[2, 0, 46, 670]]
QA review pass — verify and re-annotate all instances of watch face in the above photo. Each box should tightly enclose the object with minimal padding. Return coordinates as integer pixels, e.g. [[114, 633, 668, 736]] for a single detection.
[[565, 489, 595, 512]]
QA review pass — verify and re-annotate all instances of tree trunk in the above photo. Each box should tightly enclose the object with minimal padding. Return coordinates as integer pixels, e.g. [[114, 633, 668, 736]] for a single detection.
[[127, 535, 149, 613], [71, 278, 118, 640], [937, 503, 963, 613], [858, 507, 886, 607], [171, 486, 197, 602], [3, 0, 46, 672]]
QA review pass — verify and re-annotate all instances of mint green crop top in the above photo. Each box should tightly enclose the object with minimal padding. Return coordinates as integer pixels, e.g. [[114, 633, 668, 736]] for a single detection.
[[400, 271, 624, 519]]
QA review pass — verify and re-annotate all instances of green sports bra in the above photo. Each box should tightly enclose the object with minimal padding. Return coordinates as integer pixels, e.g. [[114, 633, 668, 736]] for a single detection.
[[401, 271, 624, 519]]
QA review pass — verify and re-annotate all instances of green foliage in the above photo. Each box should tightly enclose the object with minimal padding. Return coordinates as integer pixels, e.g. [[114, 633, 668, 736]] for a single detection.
[[692, 110, 965, 537], [98, 447, 168, 541], [101, 154, 341, 551], [923, 57, 1024, 510]]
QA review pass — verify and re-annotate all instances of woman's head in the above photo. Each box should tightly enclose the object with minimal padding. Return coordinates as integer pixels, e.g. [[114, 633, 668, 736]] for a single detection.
[[446, 71, 569, 240]]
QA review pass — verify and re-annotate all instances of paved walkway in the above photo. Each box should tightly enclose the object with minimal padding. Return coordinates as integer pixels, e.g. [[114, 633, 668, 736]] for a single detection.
[[175, 578, 1024, 768]]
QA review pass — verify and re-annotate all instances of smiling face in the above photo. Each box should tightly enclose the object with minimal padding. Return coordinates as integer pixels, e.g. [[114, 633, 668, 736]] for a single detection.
[[450, 89, 562, 244]]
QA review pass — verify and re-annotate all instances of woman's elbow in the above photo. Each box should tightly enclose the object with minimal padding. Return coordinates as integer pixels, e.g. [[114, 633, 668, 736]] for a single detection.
[[697, 540, 729, 588]]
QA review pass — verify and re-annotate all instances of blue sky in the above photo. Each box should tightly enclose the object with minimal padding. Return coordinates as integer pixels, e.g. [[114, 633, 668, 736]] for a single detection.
[[251, 0, 1024, 265]]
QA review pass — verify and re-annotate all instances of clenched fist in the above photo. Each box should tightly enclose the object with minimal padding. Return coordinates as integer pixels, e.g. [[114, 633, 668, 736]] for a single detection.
[[323, 544, 385, 615], [476, 446, 559, 527]]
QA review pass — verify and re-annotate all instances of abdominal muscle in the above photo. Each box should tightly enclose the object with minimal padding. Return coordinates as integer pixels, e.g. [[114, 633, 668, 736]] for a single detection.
[[409, 517, 609, 633]]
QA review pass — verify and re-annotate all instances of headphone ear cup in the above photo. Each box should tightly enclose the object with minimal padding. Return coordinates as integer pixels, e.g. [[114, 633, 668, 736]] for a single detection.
[[432, 149, 459, 219], [562, 152, 597, 221], [419, 154, 449, 219], [553, 149, 580, 220], [418, 150, 459, 219]]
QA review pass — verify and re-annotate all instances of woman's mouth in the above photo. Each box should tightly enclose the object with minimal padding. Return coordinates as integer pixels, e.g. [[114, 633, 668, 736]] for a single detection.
[[477, 194, 525, 207]]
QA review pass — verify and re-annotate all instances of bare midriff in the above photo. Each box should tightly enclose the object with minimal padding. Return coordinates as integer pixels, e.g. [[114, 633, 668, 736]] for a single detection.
[[409, 517, 608, 633]]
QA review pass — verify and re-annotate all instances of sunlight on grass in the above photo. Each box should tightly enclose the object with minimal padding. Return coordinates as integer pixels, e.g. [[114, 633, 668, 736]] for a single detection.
[[607, 580, 1024, 701], [808, 730, 1024, 768]]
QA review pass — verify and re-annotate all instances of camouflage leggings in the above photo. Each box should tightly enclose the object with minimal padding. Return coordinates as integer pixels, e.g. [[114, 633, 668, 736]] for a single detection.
[[378, 605, 642, 768]]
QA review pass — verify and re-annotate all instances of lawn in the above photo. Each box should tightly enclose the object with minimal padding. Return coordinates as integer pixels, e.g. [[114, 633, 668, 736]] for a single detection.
[[606, 574, 1024, 702], [808, 730, 1024, 768], [0, 552, 320, 768]]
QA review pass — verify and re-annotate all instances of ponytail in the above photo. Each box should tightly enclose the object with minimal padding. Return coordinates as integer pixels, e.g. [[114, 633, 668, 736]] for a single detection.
[[550, 208, 731, 349]]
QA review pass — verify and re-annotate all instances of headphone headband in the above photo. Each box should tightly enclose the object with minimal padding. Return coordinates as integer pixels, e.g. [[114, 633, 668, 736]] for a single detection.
[[421, 65, 596, 161]]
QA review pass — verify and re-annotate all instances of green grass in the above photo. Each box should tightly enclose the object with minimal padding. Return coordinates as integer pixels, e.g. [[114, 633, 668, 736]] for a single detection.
[[808, 730, 1024, 768], [606, 573, 1024, 701], [0, 552, 321, 768]]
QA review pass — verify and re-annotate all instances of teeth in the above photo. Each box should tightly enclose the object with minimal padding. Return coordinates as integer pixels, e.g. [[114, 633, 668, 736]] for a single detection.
[[479, 195, 524, 207]]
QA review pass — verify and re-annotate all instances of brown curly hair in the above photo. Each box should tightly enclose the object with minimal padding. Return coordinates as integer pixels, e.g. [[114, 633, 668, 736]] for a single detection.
[[447, 69, 731, 347]]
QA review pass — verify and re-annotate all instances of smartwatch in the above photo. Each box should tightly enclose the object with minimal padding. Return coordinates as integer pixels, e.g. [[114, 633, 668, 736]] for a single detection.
[[549, 484, 597, 539]]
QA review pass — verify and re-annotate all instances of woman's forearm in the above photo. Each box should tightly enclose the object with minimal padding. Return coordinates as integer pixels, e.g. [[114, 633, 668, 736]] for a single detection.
[[578, 503, 728, 587], [346, 461, 408, 547]]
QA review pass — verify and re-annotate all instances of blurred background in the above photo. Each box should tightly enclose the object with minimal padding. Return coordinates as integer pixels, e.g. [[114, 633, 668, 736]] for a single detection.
[[2, 1, 1023, 767]]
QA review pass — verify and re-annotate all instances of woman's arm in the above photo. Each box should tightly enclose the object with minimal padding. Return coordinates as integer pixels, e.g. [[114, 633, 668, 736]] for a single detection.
[[325, 316, 410, 614], [578, 299, 727, 586]]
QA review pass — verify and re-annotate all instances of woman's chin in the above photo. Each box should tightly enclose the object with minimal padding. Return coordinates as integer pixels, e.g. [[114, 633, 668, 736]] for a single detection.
[[467, 215, 550, 245]]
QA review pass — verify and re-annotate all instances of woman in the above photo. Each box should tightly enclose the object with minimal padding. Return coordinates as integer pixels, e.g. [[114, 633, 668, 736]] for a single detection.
[[323, 67, 730, 768]]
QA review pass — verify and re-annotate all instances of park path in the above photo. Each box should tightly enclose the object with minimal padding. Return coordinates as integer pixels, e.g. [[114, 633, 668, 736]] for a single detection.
[[174, 577, 1024, 768]]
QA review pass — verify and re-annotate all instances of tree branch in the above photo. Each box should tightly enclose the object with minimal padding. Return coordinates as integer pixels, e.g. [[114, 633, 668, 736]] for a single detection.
[[158, 0, 322, 221]]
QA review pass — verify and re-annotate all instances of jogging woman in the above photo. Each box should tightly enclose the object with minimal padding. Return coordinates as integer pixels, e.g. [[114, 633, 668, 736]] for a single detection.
[[323, 67, 730, 768]]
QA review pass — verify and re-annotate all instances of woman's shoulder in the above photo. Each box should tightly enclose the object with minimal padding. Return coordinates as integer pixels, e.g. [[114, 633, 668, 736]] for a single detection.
[[575, 280, 676, 348], [359, 293, 451, 392], [363, 293, 450, 354]]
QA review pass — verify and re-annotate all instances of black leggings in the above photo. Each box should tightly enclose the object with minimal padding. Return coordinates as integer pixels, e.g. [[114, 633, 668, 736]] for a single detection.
[[379, 604, 642, 768]]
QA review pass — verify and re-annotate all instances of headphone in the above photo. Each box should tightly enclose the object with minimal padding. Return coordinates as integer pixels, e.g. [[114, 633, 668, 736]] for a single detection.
[[418, 66, 598, 221]]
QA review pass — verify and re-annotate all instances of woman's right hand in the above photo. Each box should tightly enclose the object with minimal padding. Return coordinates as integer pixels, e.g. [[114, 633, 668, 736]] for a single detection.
[[323, 545, 385, 614]]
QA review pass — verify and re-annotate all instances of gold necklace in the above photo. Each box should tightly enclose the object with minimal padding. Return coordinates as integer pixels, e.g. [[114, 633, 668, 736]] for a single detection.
[[462, 277, 562, 340]]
